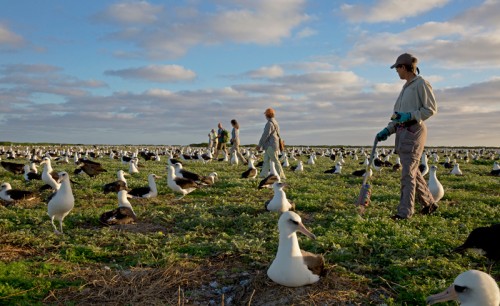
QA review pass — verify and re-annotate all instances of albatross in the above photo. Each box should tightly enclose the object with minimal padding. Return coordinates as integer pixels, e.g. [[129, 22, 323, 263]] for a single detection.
[[47, 171, 74, 234], [99, 190, 137, 225], [267, 211, 325, 287], [426, 270, 500, 305], [264, 182, 295, 212], [166, 165, 200, 199], [128, 173, 161, 198], [0, 182, 35, 202]]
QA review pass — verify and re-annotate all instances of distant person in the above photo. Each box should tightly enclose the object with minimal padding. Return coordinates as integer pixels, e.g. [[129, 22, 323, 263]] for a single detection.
[[256, 108, 286, 179], [376, 53, 437, 220], [208, 129, 217, 150], [214, 122, 228, 159], [229, 119, 247, 164]]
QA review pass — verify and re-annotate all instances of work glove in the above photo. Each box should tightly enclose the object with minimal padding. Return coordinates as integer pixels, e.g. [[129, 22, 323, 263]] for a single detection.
[[391, 112, 411, 123], [376, 128, 390, 142]]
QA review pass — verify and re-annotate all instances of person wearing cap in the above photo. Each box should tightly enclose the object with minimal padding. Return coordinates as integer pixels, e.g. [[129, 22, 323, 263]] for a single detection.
[[376, 53, 437, 220], [256, 108, 286, 179]]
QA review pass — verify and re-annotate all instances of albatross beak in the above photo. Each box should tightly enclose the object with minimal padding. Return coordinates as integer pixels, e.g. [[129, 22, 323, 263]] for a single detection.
[[297, 222, 316, 240], [426, 285, 458, 305]]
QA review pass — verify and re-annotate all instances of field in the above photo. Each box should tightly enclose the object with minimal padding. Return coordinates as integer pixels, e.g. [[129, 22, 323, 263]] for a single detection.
[[0, 144, 499, 305]]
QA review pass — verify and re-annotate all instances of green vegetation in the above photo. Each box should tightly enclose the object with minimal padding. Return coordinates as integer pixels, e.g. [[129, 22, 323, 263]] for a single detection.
[[0, 145, 499, 304]]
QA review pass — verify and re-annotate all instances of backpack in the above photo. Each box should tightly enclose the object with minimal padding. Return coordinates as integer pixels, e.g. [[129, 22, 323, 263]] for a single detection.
[[221, 129, 230, 143]]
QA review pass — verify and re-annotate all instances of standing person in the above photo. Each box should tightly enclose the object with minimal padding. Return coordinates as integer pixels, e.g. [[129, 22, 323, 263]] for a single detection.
[[208, 129, 217, 150], [229, 119, 247, 164], [213, 122, 228, 160], [256, 108, 286, 179], [376, 53, 437, 220]]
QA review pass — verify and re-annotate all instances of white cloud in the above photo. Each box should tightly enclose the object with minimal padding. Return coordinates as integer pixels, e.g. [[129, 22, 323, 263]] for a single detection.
[[245, 65, 284, 79], [341, 0, 450, 23], [105, 65, 196, 82], [95, 2, 164, 25], [97, 0, 310, 59], [0, 24, 25, 50]]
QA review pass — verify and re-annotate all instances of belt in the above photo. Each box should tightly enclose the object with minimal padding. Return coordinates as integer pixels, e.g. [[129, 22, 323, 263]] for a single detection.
[[397, 120, 418, 128]]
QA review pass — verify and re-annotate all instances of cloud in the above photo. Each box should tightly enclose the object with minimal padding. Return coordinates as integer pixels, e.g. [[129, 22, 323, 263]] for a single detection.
[[96, 0, 310, 59], [245, 65, 284, 79], [341, 0, 500, 69], [0, 23, 25, 50], [94, 1, 164, 25], [340, 0, 450, 23], [104, 65, 196, 82], [296, 27, 317, 39]]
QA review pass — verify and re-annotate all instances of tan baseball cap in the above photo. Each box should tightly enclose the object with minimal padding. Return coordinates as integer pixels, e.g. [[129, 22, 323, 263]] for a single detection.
[[390, 53, 417, 69]]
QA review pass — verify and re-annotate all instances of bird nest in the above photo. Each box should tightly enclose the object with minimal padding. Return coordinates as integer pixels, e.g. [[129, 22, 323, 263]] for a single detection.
[[43, 256, 386, 305]]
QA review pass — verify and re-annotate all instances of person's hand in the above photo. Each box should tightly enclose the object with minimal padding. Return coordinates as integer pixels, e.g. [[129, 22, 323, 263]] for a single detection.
[[376, 128, 390, 142], [391, 112, 411, 123]]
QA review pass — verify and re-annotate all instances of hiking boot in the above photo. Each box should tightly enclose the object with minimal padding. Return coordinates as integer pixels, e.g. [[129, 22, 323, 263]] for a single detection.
[[421, 203, 438, 215]]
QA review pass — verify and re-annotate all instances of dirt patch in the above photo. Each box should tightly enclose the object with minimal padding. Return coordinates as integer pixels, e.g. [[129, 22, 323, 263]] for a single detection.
[[43, 256, 387, 305], [0, 244, 36, 262]]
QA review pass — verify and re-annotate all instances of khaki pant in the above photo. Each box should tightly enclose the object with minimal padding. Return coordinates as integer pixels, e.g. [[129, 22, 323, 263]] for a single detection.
[[395, 122, 434, 218], [260, 147, 286, 179]]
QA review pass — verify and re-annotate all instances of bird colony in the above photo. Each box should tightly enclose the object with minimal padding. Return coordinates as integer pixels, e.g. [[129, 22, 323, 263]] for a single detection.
[[0, 144, 499, 304]]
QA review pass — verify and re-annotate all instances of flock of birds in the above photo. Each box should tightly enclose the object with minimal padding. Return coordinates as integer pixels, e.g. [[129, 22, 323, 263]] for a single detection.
[[0, 144, 499, 304]]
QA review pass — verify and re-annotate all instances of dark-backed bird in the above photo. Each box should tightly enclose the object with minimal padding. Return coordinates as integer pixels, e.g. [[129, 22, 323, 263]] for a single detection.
[[454, 223, 500, 262], [128, 173, 160, 198], [174, 163, 203, 182], [77, 159, 107, 177], [47, 171, 74, 234], [99, 190, 137, 225], [23, 164, 41, 181], [324, 162, 342, 174], [1, 161, 24, 175], [267, 211, 325, 287], [426, 270, 499, 306], [166, 165, 200, 199], [258, 161, 280, 189], [0, 182, 35, 202], [200, 172, 218, 186], [241, 157, 258, 179], [265, 182, 294, 212], [291, 161, 304, 172], [103, 170, 128, 194]]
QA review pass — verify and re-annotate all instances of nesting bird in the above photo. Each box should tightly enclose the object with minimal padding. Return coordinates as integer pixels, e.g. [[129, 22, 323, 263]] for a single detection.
[[241, 157, 258, 179], [99, 190, 137, 225], [200, 172, 218, 186], [454, 223, 500, 262], [426, 270, 500, 306], [267, 211, 325, 287], [291, 161, 304, 172], [103, 170, 129, 194], [166, 165, 200, 199], [451, 163, 463, 176], [264, 182, 295, 212], [23, 164, 41, 182], [258, 161, 280, 189], [76, 159, 107, 177], [47, 171, 74, 234], [0, 182, 35, 202], [128, 173, 160, 198], [428, 165, 444, 203], [324, 162, 342, 174], [1, 161, 24, 175]]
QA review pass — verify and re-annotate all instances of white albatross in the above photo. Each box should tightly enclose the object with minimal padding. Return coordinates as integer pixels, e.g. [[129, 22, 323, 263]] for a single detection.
[[267, 211, 325, 287], [47, 171, 74, 234], [166, 165, 200, 199], [428, 165, 444, 203], [265, 182, 294, 212], [426, 270, 500, 305]]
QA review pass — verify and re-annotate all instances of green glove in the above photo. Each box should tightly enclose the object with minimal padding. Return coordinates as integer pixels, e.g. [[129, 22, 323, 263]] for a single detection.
[[391, 112, 411, 123], [376, 128, 390, 142]]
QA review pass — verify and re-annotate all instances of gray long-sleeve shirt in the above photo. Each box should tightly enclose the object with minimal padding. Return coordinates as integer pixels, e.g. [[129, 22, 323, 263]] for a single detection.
[[258, 118, 280, 150], [385, 75, 437, 134]]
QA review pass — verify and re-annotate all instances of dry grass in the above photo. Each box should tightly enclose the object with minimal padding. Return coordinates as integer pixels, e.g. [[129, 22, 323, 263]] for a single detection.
[[42, 254, 385, 305]]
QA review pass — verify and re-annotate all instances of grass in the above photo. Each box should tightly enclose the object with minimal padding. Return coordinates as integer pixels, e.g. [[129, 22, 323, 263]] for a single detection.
[[0, 144, 499, 305]]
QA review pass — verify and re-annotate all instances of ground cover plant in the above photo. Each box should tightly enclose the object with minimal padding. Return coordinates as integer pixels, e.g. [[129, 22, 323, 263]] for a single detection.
[[0, 144, 499, 305]]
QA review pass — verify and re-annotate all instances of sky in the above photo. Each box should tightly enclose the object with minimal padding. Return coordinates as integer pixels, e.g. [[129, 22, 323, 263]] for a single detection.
[[0, 0, 499, 147]]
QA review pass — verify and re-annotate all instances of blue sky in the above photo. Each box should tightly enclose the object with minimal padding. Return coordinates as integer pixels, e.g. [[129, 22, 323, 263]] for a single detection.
[[1, 0, 499, 146]]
